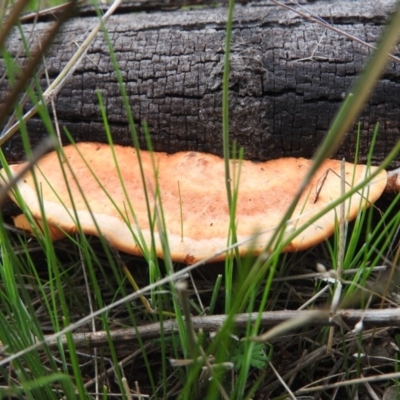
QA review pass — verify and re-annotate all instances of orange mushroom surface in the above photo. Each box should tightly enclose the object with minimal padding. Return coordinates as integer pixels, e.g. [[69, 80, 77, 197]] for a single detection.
[[0, 143, 388, 264]]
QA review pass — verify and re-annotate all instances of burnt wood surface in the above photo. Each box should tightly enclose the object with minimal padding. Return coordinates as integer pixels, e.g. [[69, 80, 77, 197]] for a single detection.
[[1, 0, 400, 166]]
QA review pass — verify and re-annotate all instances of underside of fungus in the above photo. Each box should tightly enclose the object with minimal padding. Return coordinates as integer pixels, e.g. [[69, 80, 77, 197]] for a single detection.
[[0, 142, 388, 264]]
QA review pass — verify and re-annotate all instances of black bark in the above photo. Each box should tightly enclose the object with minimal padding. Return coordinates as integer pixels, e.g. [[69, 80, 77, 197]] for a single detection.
[[1, 0, 400, 166]]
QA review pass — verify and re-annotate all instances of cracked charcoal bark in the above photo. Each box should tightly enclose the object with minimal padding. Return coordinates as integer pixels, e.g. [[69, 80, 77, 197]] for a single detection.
[[1, 0, 400, 167]]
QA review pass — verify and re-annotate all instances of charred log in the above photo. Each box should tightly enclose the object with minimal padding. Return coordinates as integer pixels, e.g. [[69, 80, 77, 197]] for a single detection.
[[1, 0, 399, 166]]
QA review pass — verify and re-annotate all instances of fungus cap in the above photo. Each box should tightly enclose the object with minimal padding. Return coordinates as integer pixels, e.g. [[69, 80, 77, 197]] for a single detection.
[[1, 143, 388, 263], [13, 214, 66, 241]]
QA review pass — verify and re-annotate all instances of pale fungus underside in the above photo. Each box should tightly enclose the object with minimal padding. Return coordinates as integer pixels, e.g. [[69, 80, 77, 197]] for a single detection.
[[0, 142, 387, 264]]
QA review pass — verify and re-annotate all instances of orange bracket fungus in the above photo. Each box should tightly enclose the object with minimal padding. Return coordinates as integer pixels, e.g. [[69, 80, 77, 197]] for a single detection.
[[0, 142, 388, 264]]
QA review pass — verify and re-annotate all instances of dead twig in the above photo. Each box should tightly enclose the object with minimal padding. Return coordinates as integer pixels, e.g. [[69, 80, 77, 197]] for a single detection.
[[0, 308, 396, 353]]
